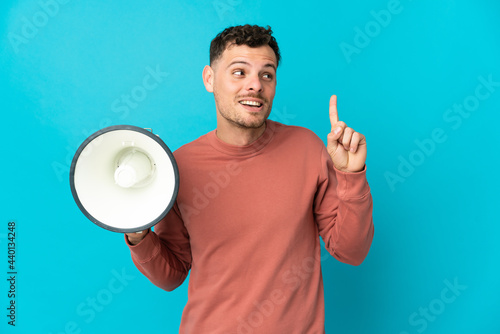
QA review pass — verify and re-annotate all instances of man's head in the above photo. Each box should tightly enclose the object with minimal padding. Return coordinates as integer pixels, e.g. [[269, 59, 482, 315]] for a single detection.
[[203, 25, 281, 134], [209, 25, 281, 68]]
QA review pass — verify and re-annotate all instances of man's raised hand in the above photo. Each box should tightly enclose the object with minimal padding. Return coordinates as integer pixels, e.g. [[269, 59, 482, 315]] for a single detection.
[[327, 95, 367, 173]]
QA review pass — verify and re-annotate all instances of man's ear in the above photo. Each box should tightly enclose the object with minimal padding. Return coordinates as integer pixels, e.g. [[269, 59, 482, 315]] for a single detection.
[[202, 65, 214, 92]]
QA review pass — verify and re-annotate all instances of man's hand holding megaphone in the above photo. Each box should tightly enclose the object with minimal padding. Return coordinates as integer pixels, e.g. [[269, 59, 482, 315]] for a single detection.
[[126, 230, 149, 245]]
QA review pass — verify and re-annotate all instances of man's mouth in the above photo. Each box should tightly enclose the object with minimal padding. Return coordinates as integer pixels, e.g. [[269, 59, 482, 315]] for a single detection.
[[238, 99, 264, 111], [239, 100, 262, 107]]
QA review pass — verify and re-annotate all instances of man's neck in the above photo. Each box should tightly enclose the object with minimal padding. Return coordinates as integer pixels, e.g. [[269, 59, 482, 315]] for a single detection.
[[215, 120, 267, 146]]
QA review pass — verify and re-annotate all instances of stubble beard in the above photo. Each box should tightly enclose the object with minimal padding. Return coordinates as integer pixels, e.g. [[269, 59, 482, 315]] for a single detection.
[[214, 91, 272, 129]]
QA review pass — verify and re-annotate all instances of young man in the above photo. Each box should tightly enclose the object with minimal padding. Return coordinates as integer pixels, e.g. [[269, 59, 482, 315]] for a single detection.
[[125, 25, 374, 333]]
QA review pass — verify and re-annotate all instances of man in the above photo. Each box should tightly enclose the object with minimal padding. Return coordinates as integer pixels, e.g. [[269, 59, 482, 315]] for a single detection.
[[125, 25, 374, 333]]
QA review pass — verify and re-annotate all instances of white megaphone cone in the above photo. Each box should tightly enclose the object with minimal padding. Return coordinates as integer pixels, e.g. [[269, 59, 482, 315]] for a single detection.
[[70, 125, 179, 233]]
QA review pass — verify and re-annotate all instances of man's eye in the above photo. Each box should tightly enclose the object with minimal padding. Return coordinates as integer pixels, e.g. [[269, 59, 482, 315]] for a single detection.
[[263, 73, 273, 79], [233, 70, 244, 76]]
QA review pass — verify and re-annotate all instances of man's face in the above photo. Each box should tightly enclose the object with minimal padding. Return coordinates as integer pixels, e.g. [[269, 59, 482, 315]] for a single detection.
[[206, 44, 277, 129]]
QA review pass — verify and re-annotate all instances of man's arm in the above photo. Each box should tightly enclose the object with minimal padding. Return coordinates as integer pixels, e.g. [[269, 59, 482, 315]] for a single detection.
[[315, 152, 374, 265], [315, 94, 374, 265], [125, 203, 192, 291]]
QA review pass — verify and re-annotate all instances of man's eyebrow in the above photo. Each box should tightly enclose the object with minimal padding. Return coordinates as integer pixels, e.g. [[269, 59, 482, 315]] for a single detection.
[[227, 60, 250, 69], [264, 63, 277, 71], [227, 60, 277, 71]]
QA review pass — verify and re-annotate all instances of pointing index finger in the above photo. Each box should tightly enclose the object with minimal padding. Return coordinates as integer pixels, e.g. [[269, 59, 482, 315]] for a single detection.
[[329, 95, 339, 130]]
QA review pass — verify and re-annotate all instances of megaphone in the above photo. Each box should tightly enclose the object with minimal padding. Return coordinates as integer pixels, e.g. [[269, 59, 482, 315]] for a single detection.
[[69, 125, 179, 233]]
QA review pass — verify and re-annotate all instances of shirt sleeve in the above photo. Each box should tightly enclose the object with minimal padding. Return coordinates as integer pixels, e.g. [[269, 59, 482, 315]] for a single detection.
[[314, 146, 374, 266], [125, 202, 192, 291]]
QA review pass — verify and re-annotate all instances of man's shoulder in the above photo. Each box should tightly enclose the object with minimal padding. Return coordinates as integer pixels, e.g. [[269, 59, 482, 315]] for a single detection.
[[173, 131, 212, 159], [270, 120, 324, 148]]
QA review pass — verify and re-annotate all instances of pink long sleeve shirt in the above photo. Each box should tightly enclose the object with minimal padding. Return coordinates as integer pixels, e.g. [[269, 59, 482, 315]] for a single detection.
[[126, 120, 374, 333]]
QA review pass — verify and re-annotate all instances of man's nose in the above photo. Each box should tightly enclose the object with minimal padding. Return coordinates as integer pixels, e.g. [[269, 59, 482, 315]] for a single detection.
[[244, 74, 263, 92]]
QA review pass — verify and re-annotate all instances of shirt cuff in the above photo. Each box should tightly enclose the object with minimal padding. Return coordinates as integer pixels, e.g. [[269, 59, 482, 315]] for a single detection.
[[333, 165, 370, 199], [124, 229, 160, 263]]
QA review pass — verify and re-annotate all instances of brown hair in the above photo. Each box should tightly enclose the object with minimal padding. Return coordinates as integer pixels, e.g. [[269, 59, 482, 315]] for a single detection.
[[209, 24, 281, 67]]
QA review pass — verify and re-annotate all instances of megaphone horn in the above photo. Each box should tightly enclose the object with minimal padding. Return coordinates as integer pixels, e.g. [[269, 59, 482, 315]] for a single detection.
[[69, 125, 179, 233]]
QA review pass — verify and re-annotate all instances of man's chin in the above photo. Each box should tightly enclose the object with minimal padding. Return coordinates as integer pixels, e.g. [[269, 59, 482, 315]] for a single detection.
[[219, 107, 270, 129], [236, 117, 267, 129]]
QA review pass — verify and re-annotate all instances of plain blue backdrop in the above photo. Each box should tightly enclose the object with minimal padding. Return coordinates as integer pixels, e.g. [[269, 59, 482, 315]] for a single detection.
[[1, 0, 499, 333]]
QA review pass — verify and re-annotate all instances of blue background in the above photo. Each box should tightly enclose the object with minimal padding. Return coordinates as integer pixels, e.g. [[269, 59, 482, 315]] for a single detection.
[[1, 0, 499, 333]]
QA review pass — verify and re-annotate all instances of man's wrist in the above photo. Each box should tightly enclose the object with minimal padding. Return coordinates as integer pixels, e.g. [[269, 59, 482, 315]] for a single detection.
[[335, 164, 366, 174], [126, 229, 150, 246]]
